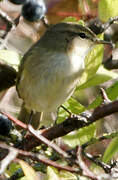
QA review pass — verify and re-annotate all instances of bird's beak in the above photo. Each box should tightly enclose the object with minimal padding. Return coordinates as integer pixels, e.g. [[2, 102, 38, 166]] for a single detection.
[[93, 38, 113, 48]]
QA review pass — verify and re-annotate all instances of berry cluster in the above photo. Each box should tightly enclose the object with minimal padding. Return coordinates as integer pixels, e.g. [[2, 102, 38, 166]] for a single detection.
[[9, 0, 46, 22], [0, 114, 12, 135]]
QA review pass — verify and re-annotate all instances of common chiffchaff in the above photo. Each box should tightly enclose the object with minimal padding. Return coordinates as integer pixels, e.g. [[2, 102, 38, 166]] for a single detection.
[[16, 22, 110, 126]]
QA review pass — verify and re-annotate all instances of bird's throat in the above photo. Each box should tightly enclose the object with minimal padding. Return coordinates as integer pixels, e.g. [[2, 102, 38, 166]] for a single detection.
[[67, 37, 94, 75]]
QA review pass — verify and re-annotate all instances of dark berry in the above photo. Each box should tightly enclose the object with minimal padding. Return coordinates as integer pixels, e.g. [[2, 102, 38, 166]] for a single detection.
[[0, 114, 12, 135], [9, 0, 26, 5], [22, 0, 46, 22]]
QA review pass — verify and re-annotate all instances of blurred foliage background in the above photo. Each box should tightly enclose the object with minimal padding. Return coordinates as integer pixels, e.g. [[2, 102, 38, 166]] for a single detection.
[[0, 0, 118, 179]]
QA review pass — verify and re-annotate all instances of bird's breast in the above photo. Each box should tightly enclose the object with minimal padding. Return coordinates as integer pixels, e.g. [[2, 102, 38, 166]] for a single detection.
[[17, 45, 86, 112]]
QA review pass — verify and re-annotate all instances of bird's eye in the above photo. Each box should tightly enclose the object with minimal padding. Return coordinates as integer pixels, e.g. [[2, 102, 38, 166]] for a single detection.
[[78, 32, 86, 39]]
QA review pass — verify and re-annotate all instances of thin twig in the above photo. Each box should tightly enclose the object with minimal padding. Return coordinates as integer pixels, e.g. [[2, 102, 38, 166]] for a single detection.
[[81, 131, 118, 173], [1, 111, 27, 129], [100, 88, 111, 104], [76, 146, 98, 180], [28, 125, 70, 159], [0, 9, 15, 39], [0, 143, 18, 175], [2, 100, 118, 152], [0, 143, 80, 174], [61, 105, 72, 116], [20, 99, 118, 150], [101, 16, 118, 32], [82, 150, 111, 173]]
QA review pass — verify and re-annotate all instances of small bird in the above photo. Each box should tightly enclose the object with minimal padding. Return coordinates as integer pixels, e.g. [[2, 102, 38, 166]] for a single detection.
[[16, 22, 110, 127]]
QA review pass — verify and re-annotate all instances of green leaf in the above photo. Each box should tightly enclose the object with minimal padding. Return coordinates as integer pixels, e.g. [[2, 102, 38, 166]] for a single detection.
[[47, 167, 59, 180], [65, 97, 86, 114], [19, 160, 39, 180], [62, 17, 85, 26], [57, 106, 69, 124], [103, 136, 118, 163], [62, 17, 78, 23], [59, 170, 77, 180], [63, 18, 104, 89], [78, 40, 104, 87], [6, 162, 21, 176], [57, 97, 86, 123], [47, 166, 77, 180], [98, 0, 118, 22], [88, 81, 118, 109], [77, 20, 85, 26], [77, 65, 118, 91], [63, 124, 96, 147], [0, 50, 20, 70]]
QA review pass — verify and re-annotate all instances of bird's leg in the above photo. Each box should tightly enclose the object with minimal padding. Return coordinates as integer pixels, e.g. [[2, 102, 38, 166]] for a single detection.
[[37, 112, 44, 129], [28, 110, 34, 125], [28, 111, 43, 129]]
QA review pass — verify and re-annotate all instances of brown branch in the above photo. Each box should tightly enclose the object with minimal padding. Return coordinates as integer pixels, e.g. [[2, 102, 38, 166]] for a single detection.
[[0, 143, 80, 175], [76, 146, 98, 180], [80, 131, 118, 174], [82, 150, 111, 173], [28, 125, 70, 159], [3, 99, 118, 151], [0, 143, 103, 179], [0, 143, 18, 175], [19, 99, 118, 150], [18, 151, 79, 173], [0, 9, 15, 39], [100, 88, 111, 104], [88, 100, 118, 123], [1, 112, 27, 129]]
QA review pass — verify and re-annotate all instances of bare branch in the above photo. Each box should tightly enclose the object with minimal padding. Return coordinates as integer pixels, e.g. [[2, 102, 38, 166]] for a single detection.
[[0, 143, 18, 175], [0, 143, 80, 175], [18, 99, 118, 150], [76, 146, 98, 180], [100, 88, 111, 104], [28, 124, 70, 159]]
